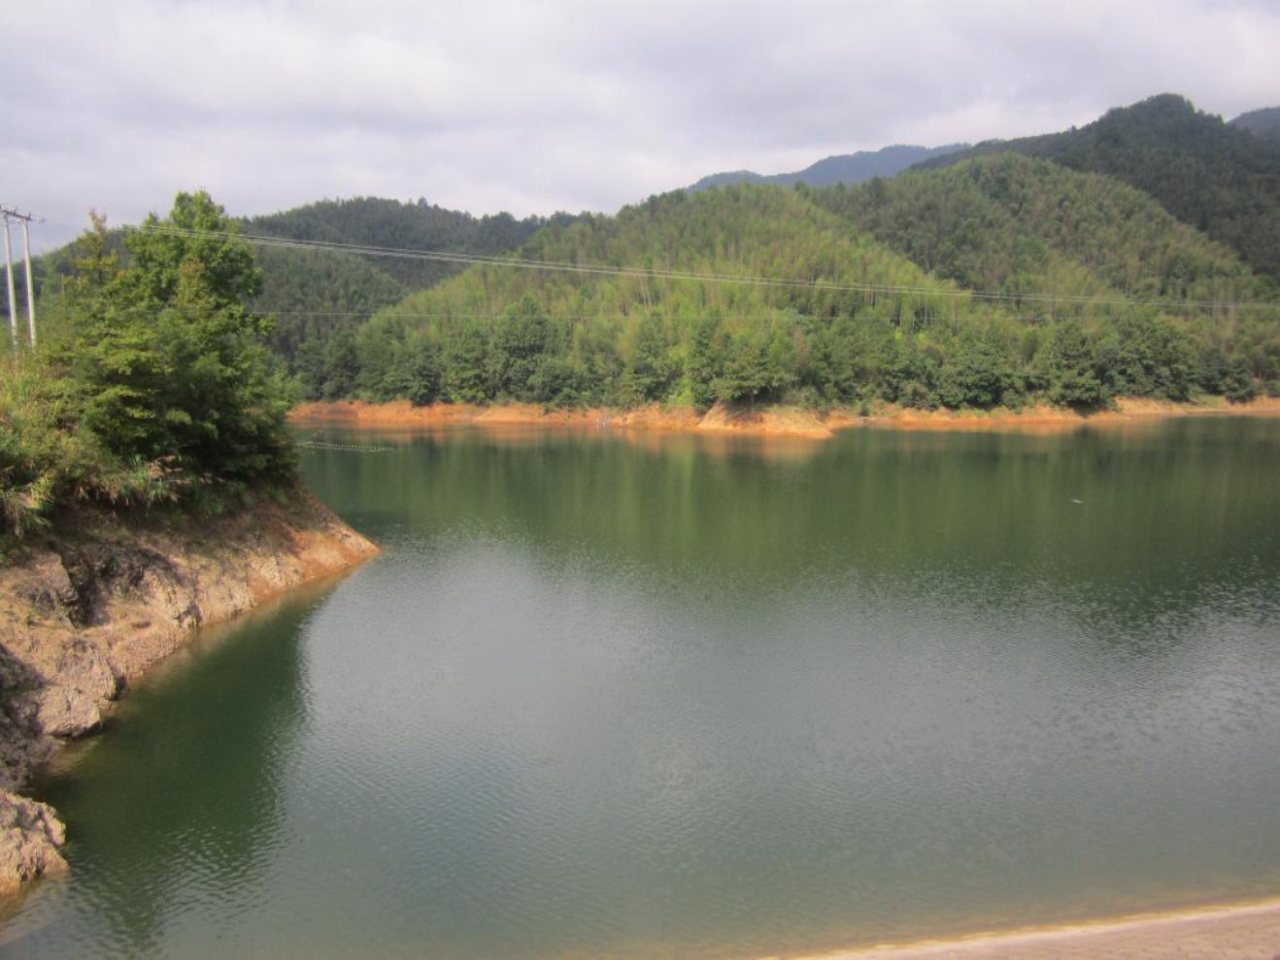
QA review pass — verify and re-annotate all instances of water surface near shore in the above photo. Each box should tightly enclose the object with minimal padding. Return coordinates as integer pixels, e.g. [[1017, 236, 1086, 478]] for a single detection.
[[7, 419, 1280, 958]]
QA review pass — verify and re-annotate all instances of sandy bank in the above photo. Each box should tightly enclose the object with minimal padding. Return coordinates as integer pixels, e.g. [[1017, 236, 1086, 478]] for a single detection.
[[771, 895, 1280, 959], [291, 396, 1280, 438], [0, 493, 378, 894]]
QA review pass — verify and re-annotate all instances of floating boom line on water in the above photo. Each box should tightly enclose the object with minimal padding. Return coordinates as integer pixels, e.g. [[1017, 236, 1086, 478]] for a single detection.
[[134, 224, 1278, 315], [294, 439, 395, 453]]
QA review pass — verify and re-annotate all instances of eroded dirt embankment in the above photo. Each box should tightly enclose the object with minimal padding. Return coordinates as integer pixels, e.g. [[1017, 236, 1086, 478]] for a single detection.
[[291, 396, 1280, 438], [0, 492, 378, 894], [290, 399, 836, 437]]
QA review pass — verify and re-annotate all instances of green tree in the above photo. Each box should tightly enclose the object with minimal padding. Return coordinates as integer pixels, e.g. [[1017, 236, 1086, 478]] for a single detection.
[[686, 315, 726, 409], [622, 313, 675, 404], [1041, 321, 1108, 408], [58, 192, 295, 487], [714, 324, 796, 405], [443, 320, 491, 403], [489, 296, 552, 401]]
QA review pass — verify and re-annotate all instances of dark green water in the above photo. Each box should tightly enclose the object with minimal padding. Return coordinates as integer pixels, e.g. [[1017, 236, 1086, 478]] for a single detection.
[[6, 419, 1280, 958]]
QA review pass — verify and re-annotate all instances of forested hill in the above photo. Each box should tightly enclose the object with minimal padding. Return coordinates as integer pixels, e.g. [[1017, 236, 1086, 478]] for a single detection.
[[243, 197, 559, 290], [687, 143, 966, 192], [811, 153, 1262, 304], [322, 182, 1278, 413], [336, 186, 972, 407], [241, 198, 572, 370], [911, 95, 1280, 283], [1231, 106, 1280, 147]]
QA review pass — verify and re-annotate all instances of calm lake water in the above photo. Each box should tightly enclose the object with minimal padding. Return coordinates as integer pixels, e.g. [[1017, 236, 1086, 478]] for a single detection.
[[6, 418, 1280, 958]]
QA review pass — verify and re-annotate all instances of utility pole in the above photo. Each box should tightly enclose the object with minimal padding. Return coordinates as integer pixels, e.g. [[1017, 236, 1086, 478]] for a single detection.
[[0, 207, 41, 350], [21, 218, 35, 347], [2, 215, 15, 353]]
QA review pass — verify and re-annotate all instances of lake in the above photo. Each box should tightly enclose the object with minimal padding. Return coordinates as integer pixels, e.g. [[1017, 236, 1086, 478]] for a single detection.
[[6, 417, 1280, 958]]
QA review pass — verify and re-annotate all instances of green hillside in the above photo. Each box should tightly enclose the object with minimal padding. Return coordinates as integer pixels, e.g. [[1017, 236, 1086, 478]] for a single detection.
[[333, 182, 1278, 413], [915, 95, 1280, 282], [241, 198, 568, 373], [1231, 107, 1280, 147], [812, 153, 1261, 304], [243, 197, 555, 291], [345, 186, 980, 409]]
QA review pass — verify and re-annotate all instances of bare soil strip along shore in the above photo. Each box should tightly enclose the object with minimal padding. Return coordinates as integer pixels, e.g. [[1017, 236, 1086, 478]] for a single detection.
[[0, 494, 378, 894], [290, 397, 1280, 439], [767, 897, 1280, 960]]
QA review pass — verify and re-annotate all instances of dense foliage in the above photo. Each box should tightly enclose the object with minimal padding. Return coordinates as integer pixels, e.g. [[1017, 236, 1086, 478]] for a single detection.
[[1230, 107, 1280, 148], [813, 154, 1258, 302], [242, 198, 574, 389], [1, 193, 295, 542], [810, 154, 1279, 392], [319, 184, 1277, 414], [917, 95, 1280, 283], [25, 197, 572, 399]]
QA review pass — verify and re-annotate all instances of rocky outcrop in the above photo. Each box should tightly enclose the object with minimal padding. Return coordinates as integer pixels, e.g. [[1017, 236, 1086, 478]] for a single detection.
[[0, 791, 67, 895], [0, 491, 378, 893]]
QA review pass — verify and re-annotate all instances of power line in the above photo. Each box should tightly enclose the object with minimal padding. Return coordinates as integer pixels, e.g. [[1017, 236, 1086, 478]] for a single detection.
[[134, 223, 1278, 315], [257, 308, 1154, 326]]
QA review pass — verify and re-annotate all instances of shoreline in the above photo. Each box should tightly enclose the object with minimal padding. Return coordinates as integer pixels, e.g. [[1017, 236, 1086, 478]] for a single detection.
[[0, 492, 379, 894], [773, 894, 1280, 959], [290, 396, 1280, 439]]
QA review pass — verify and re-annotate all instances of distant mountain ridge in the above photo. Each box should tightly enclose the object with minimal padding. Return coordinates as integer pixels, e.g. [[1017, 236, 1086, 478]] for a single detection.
[[687, 143, 968, 192]]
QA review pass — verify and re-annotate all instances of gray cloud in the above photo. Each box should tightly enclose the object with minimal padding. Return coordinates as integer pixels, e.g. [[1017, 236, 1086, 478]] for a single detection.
[[3, 0, 1277, 251]]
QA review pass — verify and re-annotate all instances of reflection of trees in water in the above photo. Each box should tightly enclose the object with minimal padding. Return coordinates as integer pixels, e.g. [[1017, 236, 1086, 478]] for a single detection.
[[32, 597, 314, 955], [306, 417, 1280, 606], [303, 418, 1280, 683], [296, 417, 1280, 955]]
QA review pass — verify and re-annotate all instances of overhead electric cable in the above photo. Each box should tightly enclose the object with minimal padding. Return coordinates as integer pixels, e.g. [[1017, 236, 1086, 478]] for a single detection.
[[133, 224, 1278, 314]]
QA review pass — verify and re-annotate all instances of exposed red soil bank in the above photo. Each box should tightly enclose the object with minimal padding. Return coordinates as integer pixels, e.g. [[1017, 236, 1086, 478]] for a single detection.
[[291, 396, 1280, 439]]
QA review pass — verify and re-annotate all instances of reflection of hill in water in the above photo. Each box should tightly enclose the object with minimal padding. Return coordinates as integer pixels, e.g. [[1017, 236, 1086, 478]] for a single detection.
[[304, 417, 1280, 606]]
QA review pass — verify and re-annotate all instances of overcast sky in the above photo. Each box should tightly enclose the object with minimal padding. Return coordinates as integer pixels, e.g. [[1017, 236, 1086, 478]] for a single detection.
[[3, 0, 1277, 251]]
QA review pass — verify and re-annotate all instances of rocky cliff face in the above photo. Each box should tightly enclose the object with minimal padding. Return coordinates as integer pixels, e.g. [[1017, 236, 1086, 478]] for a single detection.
[[0, 492, 377, 894]]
